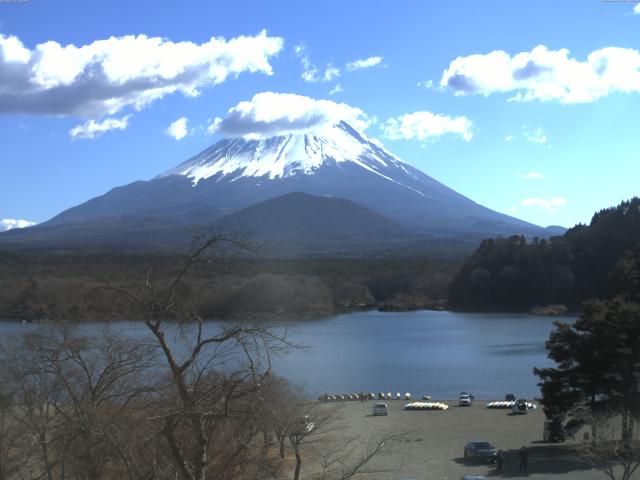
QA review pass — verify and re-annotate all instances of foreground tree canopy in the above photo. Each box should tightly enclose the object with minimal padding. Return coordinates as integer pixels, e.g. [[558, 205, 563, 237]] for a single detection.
[[535, 300, 640, 430]]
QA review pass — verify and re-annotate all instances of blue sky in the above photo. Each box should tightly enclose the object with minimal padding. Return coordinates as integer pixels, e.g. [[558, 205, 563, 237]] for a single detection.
[[1, 0, 639, 229]]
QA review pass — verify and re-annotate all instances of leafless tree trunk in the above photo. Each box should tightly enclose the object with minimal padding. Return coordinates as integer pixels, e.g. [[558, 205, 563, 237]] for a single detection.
[[108, 234, 294, 480]]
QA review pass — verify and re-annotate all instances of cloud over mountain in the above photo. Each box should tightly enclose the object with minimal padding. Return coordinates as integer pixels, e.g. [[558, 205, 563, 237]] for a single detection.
[[207, 92, 371, 139], [441, 45, 640, 103], [0, 31, 283, 118]]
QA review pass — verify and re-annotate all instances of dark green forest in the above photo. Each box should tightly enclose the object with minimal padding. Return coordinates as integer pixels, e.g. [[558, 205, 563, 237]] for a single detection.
[[450, 197, 640, 311]]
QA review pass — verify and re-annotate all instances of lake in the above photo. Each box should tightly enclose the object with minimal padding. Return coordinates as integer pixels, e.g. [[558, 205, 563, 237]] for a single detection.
[[0, 310, 568, 400]]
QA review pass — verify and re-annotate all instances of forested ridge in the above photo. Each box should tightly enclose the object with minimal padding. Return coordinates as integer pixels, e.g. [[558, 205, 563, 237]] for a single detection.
[[450, 197, 640, 311], [0, 252, 456, 321]]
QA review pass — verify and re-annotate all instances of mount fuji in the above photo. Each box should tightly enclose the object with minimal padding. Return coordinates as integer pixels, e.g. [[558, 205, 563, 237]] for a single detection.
[[0, 121, 559, 255]]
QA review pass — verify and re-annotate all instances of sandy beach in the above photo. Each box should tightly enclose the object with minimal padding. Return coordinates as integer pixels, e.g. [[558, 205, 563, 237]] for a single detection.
[[307, 399, 605, 480]]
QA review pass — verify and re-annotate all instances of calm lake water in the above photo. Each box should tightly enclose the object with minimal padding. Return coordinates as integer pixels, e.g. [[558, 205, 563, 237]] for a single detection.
[[0, 310, 569, 400]]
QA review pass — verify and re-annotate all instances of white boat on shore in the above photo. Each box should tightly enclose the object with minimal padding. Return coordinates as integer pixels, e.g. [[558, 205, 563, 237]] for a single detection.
[[404, 402, 449, 411]]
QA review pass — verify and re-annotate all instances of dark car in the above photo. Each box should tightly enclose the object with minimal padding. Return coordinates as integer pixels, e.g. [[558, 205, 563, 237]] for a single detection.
[[464, 441, 497, 463]]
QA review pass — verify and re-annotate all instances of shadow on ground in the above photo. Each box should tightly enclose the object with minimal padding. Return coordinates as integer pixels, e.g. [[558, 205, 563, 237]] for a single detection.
[[452, 456, 495, 467], [478, 445, 590, 477]]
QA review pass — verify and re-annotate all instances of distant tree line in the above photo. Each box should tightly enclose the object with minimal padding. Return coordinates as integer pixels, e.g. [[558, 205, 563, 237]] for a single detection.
[[449, 197, 640, 311], [0, 252, 457, 322]]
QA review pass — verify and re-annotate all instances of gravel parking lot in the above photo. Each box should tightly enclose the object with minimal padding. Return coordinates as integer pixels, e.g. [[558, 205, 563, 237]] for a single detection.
[[312, 400, 606, 480]]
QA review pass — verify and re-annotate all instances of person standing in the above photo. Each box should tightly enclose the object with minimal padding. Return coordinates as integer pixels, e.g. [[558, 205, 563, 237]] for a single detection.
[[496, 449, 504, 474], [518, 446, 529, 474], [496, 450, 504, 473]]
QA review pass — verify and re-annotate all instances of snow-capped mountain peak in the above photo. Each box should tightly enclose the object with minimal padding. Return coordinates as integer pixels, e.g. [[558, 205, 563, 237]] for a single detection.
[[17, 119, 550, 250], [160, 121, 412, 186]]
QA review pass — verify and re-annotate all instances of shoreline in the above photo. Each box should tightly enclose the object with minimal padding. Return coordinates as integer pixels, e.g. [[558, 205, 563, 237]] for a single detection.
[[0, 303, 579, 324]]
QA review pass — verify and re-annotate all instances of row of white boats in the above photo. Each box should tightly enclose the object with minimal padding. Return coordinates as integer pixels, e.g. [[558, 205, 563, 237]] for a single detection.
[[319, 394, 537, 411], [486, 400, 537, 410], [320, 392, 428, 402], [404, 402, 449, 411]]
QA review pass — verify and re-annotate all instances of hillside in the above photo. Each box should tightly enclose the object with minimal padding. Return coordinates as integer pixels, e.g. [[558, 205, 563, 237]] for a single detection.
[[449, 197, 640, 311]]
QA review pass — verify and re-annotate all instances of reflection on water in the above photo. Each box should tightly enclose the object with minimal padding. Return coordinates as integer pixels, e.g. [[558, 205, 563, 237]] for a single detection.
[[0, 310, 572, 400]]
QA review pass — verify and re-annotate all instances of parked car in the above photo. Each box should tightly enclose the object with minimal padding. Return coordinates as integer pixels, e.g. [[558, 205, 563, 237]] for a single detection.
[[372, 402, 388, 416], [511, 399, 528, 415], [461, 477, 488, 480], [459, 393, 472, 407], [463, 441, 497, 463]]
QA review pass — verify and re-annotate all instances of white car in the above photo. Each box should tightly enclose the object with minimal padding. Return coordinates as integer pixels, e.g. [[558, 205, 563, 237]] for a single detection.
[[372, 403, 388, 416], [459, 394, 472, 407]]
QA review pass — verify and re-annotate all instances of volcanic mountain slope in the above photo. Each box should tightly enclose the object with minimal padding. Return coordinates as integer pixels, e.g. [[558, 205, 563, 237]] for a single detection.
[[0, 121, 558, 254]]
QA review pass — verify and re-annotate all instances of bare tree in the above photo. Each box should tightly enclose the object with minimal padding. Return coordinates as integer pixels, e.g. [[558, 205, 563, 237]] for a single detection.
[[0, 325, 159, 480], [0, 233, 402, 480], [577, 409, 640, 480], [108, 234, 294, 480], [283, 400, 404, 480], [0, 386, 29, 480], [287, 403, 335, 480], [258, 377, 304, 459], [310, 432, 403, 480]]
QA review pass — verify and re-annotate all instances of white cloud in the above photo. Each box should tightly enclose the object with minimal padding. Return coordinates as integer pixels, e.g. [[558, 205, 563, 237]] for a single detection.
[[323, 64, 340, 82], [505, 134, 515, 142], [0, 31, 283, 118], [346, 56, 383, 71], [0, 218, 36, 231], [523, 126, 548, 144], [300, 55, 319, 82], [383, 111, 474, 142], [518, 171, 544, 180], [294, 44, 341, 83], [634, 3, 640, 14], [329, 83, 343, 95], [440, 45, 640, 103], [69, 115, 130, 139], [206, 117, 222, 134], [417, 80, 434, 89], [520, 197, 567, 212], [208, 91, 372, 139], [165, 117, 188, 140]]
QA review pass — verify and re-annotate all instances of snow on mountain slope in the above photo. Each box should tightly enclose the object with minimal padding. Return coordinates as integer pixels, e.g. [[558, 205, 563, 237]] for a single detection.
[[160, 121, 423, 195], [23, 118, 551, 248]]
